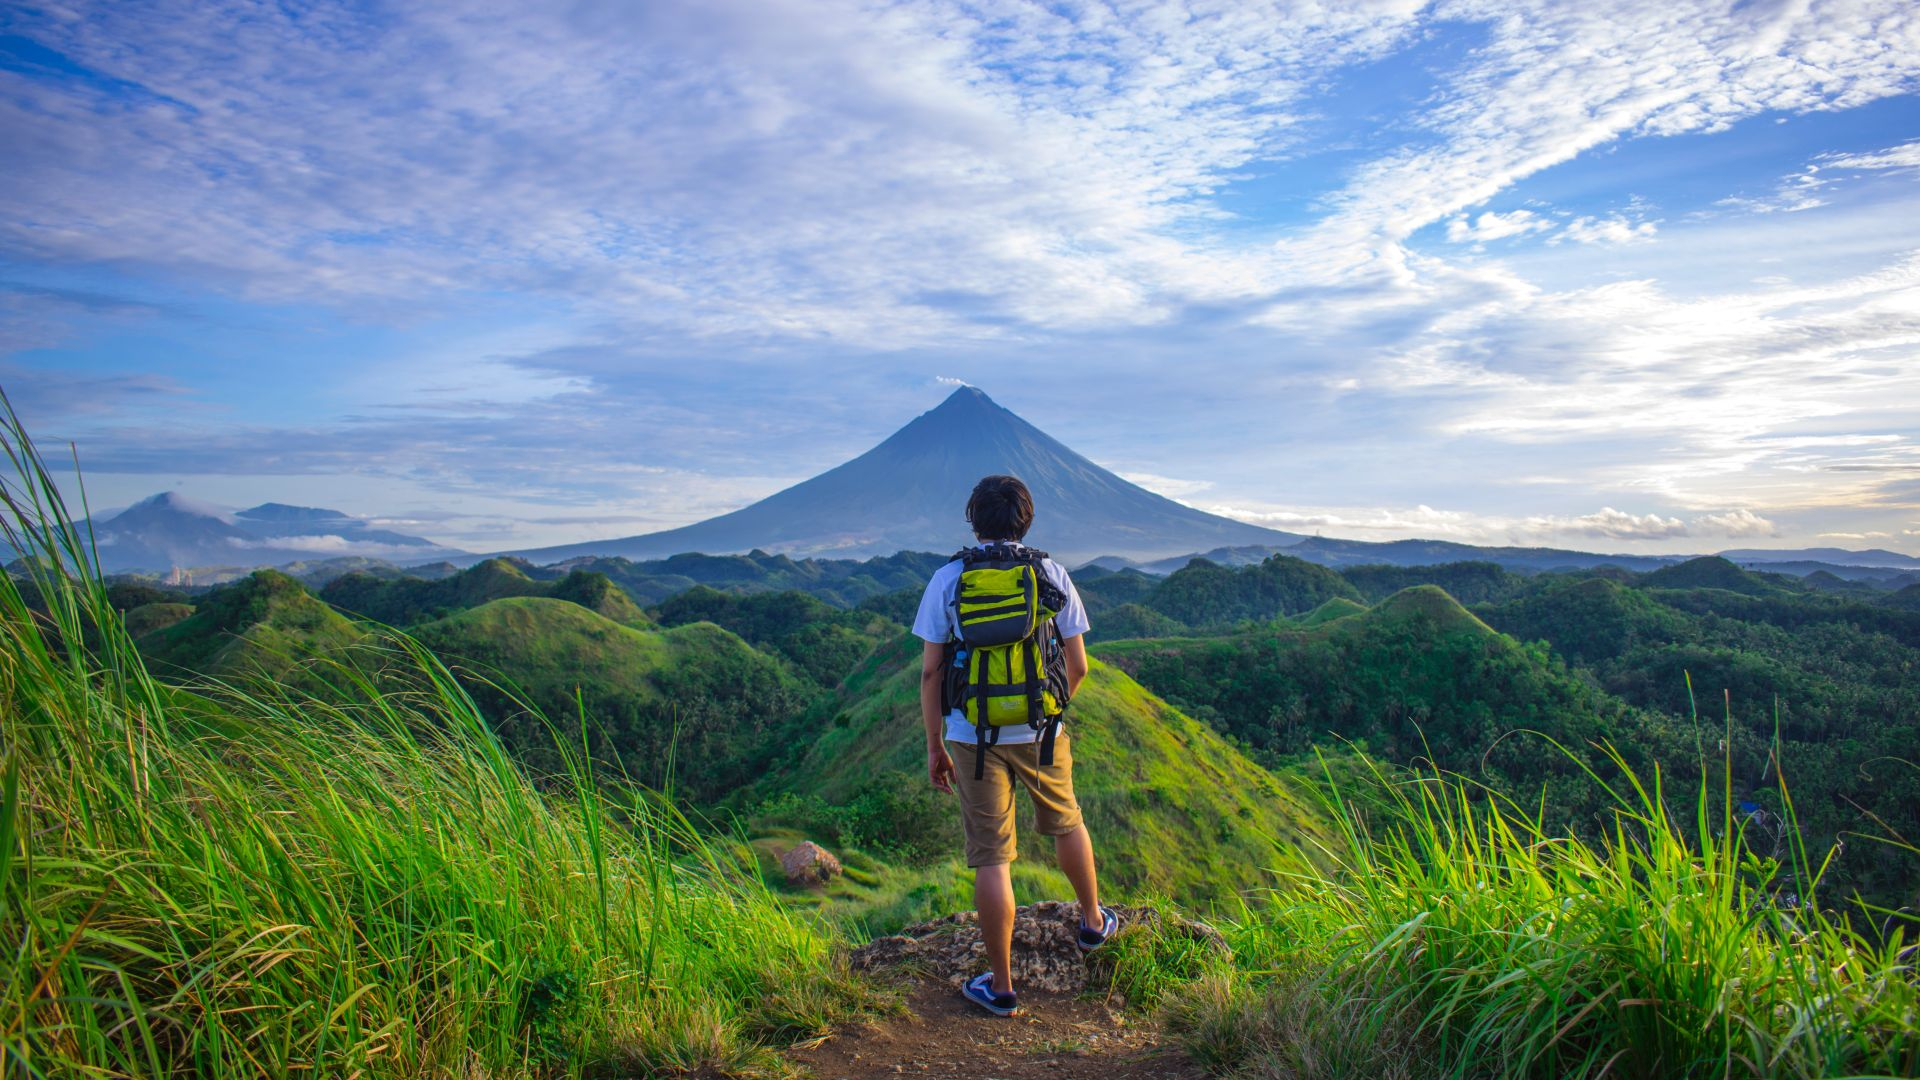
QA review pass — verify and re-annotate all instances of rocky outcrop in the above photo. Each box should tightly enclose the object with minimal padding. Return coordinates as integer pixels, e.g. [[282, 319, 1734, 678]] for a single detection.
[[780, 840, 843, 887], [850, 901, 1228, 994]]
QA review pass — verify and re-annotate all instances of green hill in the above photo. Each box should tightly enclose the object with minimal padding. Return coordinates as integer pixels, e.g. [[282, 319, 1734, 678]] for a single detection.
[[1475, 576, 1686, 666], [1086, 601, 1188, 641], [122, 600, 194, 638], [1095, 586, 1655, 828], [1072, 565, 1162, 615], [321, 556, 548, 623], [774, 635, 1332, 905], [1478, 574, 1920, 903], [547, 549, 950, 607], [410, 597, 813, 802], [1638, 555, 1784, 596], [1144, 554, 1361, 629], [321, 557, 651, 629], [652, 586, 898, 685], [137, 569, 366, 682], [1338, 560, 1527, 604], [546, 567, 652, 628], [1292, 596, 1367, 627]]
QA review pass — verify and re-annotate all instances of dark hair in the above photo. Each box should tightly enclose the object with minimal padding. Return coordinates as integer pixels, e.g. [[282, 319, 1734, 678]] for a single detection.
[[966, 474, 1034, 541]]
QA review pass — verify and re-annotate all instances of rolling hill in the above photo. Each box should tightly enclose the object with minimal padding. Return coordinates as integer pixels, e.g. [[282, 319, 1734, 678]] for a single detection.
[[499, 386, 1298, 564], [409, 597, 813, 802], [321, 557, 650, 627], [1092, 586, 1661, 829], [136, 569, 367, 682]]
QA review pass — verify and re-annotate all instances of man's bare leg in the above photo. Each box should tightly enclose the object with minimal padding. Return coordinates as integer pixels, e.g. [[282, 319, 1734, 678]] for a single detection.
[[1054, 824, 1101, 927], [975, 861, 1016, 995]]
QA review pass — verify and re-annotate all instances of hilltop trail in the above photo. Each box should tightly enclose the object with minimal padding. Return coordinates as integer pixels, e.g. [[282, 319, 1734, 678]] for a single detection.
[[786, 902, 1214, 1079], [785, 981, 1205, 1079]]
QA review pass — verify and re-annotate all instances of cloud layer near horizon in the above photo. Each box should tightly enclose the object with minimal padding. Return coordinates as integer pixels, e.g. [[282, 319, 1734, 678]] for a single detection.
[[3, 0, 1918, 552]]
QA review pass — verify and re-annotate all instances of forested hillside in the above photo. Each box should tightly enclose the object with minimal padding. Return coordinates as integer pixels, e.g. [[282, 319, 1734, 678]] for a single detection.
[[322, 557, 651, 627], [412, 598, 816, 802], [1094, 560, 1920, 905]]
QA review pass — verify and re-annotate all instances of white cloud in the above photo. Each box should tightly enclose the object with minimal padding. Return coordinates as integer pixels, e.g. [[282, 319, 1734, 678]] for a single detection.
[[1693, 509, 1777, 538], [1528, 507, 1689, 540], [1816, 531, 1890, 540], [1119, 472, 1215, 499], [1821, 140, 1920, 171], [1207, 501, 1788, 546], [1206, 502, 1492, 540], [1559, 215, 1659, 245], [224, 534, 442, 559], [1308, 0, 1920, 250], [1446, 210, 1552, 244], [4, 0, 1915, 347], [934, 375, 973, 388], [1716, 169, 1830, 214]]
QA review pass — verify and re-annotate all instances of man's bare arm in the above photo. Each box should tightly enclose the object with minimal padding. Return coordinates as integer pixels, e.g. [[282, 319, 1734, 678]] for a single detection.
[[1062, 633, 1089, 698], [921, 641, 955, 793]]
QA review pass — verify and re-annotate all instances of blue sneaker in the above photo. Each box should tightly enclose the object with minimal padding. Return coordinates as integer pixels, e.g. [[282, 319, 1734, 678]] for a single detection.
[[1078, 905, 1119, 952], [962, 973, 1018, 1017]]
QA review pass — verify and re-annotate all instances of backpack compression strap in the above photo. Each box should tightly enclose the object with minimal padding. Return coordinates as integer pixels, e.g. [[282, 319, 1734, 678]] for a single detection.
[[974, 648, 997, 780]]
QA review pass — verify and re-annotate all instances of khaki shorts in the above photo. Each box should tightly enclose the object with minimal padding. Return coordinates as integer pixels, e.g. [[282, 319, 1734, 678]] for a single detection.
[[947, 731, 1084, 867]]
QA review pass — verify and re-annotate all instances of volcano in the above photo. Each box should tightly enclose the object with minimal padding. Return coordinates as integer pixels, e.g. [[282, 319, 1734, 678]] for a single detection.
[[505, 386, 1298, 563]]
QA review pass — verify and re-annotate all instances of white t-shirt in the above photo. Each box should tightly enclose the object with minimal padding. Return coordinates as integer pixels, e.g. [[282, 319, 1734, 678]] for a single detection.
[[911, 543, 1090, 745]]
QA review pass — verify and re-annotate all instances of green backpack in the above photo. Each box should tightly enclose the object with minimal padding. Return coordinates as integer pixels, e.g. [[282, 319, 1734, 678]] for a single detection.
[[940, 543, 1073, 779]]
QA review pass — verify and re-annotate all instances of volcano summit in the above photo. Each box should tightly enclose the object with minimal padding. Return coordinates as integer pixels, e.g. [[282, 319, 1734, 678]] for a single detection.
[[505, 387, 1297, 564]]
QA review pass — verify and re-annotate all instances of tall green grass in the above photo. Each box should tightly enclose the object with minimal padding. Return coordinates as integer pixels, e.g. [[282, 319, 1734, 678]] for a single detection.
[[1130, 737, 1920, 1079], [0, 399, 883, 1077]]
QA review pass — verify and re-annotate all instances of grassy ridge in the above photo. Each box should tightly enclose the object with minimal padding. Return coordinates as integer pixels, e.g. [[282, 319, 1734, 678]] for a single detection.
[[0, 416, 881, 1077], [1115, 749, 1920, 1079]]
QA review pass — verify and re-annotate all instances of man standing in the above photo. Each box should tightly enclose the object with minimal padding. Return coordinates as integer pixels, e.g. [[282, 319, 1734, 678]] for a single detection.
[[912, 474, 1117, 1017]]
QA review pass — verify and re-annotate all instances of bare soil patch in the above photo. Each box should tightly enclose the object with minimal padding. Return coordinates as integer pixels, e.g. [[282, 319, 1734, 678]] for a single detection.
[[785, 980, 1205, 1080]]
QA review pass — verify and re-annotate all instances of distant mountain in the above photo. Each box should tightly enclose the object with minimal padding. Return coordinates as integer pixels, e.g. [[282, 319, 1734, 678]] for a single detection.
[[499, 386, 1300, 564], [85, 492, 459, 573], [1718, 546, 1920, 569]]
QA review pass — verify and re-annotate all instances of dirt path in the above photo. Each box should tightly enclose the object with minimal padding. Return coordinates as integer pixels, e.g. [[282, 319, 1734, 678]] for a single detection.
[[784, 980, 1206, 1080]]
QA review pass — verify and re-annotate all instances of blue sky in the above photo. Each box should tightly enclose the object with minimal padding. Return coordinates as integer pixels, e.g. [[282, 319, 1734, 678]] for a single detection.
[[3, 0, 1918, 555]]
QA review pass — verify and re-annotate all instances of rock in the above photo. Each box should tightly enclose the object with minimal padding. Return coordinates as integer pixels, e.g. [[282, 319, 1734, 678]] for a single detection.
[[849, 901, 1229, 995], [780, 840, 843, 887]]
